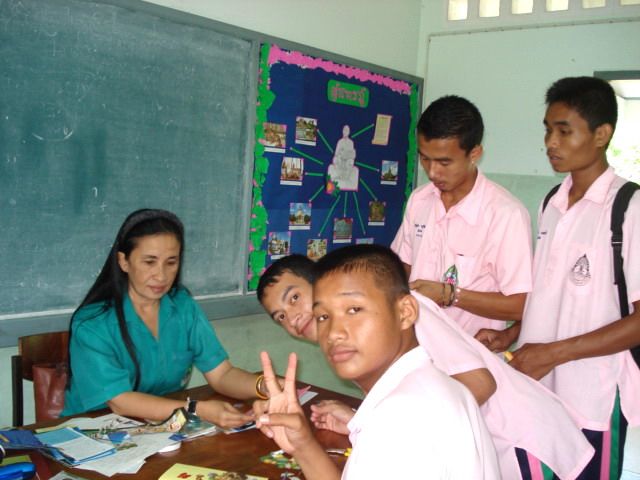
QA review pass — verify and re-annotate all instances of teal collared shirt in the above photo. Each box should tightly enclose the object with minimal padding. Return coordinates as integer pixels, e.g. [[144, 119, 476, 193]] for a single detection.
[[62, 288, 227, 416]]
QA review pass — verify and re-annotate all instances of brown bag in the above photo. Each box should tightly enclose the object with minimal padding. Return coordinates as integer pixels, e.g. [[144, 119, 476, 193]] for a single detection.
[[32, 362, 68, 422]]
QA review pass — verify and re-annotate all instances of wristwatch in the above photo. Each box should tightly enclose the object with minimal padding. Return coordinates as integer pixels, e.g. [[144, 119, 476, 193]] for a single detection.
[[187, 398, 199, 416]]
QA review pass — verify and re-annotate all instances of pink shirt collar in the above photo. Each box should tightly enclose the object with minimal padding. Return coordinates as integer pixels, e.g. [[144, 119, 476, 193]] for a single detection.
[[552, 166, 616, 213], [428, 169, 486, 226]]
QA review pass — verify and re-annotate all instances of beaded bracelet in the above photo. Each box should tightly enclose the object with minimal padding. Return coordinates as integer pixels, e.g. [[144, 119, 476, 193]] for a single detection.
[[453, 287, 461, 306], [255, 374, 268, 400]]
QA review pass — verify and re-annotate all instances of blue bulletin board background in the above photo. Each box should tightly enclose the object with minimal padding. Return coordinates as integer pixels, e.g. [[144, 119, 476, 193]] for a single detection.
[[249, 44, 420, 289]]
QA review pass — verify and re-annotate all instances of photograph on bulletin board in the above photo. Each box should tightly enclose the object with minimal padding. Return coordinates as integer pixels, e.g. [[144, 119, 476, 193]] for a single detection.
[[248, 43, 420, 289]]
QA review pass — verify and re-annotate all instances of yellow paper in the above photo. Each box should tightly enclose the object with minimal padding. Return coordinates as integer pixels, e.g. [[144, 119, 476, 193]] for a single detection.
[[159, 463, 267, 480]]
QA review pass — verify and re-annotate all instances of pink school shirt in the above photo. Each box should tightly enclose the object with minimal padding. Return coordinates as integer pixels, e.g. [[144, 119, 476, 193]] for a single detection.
[[344, 347, 500, 479], [413, 292, 594, 480], [391, 170, 533, 336], [518, 168, 640, 431]]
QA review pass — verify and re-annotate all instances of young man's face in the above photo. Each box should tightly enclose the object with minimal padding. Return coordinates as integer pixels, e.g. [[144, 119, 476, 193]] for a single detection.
[[544, 101, 608, 174], [417, 134, 481, 195], [260, 271, 318, 341], [313, 269, 414, 393]]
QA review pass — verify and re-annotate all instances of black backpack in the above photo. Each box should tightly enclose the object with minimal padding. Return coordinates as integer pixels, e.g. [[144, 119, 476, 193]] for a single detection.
[[542, 181, 640, 367]]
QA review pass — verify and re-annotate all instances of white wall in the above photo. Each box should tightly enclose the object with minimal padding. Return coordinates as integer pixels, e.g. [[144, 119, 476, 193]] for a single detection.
[[142, 0, 423, 76]]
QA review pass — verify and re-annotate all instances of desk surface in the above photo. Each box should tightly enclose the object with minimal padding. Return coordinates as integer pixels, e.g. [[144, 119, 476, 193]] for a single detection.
[[26, 383, 361, 480]]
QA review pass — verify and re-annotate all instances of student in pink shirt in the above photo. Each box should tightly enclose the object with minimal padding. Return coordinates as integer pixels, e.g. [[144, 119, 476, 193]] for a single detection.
[[254, 245, 500, 479], [391, 96, 533, 337], [257, 254, 593, 480], [477, 76, 640, 479]]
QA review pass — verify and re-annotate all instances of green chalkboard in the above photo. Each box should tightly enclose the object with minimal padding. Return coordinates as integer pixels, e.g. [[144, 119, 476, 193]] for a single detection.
[[0, 0, 255, 317]]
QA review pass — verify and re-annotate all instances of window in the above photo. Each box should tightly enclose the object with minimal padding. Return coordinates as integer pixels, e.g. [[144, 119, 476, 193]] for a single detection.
[[446, 0, 639, 23], [480, 0, 500, 17], [448, 0, 468, 20], [600, 74, 640, 184], [512, 0, 534, 14], [582, 0, 606, 8], [546, 0, 569, 11]]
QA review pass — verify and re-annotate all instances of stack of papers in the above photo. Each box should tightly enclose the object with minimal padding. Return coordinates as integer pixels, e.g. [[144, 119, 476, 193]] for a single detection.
[[35, 427, 115, 466], [59, 415, 177, 477]]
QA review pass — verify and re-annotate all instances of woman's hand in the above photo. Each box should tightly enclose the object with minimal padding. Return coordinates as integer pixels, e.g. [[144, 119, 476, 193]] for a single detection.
[[197, 400, 253, 429], [310, 400, 354, 435]]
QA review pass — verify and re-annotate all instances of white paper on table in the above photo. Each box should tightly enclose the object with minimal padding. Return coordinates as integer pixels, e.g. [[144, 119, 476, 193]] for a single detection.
[[298, 390, 318, 405], [75, 432, 176, 477], [59, 414, 143, 432], [118, 460, 146, 474]]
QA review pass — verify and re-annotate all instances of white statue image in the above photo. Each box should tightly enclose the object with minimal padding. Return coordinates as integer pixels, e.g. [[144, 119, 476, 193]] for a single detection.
[[327, 125, 359, 191]]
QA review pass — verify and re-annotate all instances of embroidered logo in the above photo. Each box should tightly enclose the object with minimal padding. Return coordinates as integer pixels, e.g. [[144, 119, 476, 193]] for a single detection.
[[569, 254, 591, 286], [443, 264, 459, 286], [414, 223, 426, 238]]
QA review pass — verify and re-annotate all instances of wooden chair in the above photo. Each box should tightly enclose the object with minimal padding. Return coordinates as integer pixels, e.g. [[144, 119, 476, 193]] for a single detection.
[[11, 331, 69, 427]]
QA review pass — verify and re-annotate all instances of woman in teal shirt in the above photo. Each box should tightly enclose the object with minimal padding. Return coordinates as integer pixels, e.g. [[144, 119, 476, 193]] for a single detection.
[[63, 209, 268, 428]]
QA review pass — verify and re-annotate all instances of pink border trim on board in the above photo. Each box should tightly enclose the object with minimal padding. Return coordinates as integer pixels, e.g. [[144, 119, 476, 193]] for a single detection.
[[267, 45, 412, 95]]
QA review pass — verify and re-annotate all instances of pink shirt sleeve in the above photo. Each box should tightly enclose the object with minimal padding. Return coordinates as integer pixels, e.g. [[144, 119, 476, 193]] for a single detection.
[[390, 194, 416, 266], [491, 204, 533, 296]]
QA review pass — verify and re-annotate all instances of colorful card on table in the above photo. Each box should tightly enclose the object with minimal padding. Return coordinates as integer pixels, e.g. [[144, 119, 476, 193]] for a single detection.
[[159, 463, 267, 479]]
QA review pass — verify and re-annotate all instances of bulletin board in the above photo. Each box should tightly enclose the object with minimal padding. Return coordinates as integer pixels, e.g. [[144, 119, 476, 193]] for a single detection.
[[248, 44, 421, 289]]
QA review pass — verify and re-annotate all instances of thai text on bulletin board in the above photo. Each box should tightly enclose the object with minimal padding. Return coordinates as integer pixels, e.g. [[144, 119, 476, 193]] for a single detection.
[[248, 44, 420, 289]]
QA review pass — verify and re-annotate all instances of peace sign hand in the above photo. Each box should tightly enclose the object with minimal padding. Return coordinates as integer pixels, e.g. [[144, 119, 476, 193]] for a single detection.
[[254, 351, 314, 455]]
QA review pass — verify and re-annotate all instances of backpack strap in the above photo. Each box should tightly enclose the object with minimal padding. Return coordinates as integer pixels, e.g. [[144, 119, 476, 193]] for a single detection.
[[611, 181, 639, 317], [542, 184, 561, 213], [611, 181, 640, 366]]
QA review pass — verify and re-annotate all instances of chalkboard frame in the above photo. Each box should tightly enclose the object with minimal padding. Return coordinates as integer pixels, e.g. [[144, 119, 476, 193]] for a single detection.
[[0, 0, 422, 347]]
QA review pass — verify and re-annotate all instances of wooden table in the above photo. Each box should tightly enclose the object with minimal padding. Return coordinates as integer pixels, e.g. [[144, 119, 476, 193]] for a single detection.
[[24, 382, 361, 479]]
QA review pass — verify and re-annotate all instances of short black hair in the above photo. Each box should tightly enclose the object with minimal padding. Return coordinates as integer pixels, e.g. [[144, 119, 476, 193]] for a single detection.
[[313, 244, 409, 306], [417, 95, 484, 155], [256, 254, 314, 302], [545, 77, 617, 133]]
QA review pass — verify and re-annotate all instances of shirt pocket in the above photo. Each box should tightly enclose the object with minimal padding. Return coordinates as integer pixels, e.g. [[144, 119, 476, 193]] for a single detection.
[[565, 244, 596, 296], [167, 350, 194, 388], [455, 254, 480, 287]]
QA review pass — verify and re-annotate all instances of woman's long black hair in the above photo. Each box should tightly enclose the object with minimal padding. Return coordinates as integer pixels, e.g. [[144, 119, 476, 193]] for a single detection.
[[67, 209, 185, 391]]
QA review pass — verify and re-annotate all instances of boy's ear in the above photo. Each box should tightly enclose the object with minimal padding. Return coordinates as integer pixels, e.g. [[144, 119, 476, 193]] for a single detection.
[[397, 294, 419, 330], [469, 145, 483, 165], [594, 123, 613, 148]]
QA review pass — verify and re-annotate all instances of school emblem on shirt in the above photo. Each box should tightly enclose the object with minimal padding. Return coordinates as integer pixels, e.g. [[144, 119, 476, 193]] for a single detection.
[[443, 264, 459, 286], [414, 223, 426, 238], [569, 254, 591, 286]]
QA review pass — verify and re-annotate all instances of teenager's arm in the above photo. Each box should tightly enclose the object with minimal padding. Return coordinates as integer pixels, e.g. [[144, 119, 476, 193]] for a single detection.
[[451, 368, 496, 406], [475, 322, 522, 352], [511, 301, 640, 380], [407, 275, 526, 321]]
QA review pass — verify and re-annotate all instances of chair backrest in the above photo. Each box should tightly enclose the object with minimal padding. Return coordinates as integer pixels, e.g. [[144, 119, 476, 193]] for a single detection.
[[12, 331, 69, 426]]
